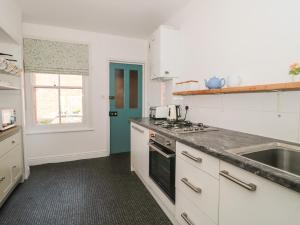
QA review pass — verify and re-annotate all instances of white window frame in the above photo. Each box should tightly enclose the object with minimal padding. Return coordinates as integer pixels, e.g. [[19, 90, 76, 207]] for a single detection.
[[25, 72, 91, 134]]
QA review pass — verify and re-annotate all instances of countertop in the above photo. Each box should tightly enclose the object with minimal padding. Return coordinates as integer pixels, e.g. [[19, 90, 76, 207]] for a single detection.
[[130, 118, 300, 193], [0, 126, 21, 142]]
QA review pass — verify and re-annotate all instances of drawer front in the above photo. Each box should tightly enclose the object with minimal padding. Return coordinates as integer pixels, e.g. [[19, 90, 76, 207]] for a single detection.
[[177, 142, 219, 179], [0, 154, 12, 200], [176, 189, 216, 225], [176, 156, 219, 223], [8, 146, 23, 182], [0, 132, 21, 158]]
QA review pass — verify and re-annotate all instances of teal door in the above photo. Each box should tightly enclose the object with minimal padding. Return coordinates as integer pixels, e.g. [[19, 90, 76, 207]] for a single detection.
[[109, 63, 143, 154]]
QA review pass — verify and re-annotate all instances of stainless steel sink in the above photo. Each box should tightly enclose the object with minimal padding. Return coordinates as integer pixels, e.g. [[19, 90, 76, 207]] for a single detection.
[[227, 142, 300, 176]]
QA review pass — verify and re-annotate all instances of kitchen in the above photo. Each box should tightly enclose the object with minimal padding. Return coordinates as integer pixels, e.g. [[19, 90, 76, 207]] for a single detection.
[[0, 0, 300, 225]]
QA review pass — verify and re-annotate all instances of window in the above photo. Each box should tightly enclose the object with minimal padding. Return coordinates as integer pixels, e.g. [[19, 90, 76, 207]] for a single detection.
[[32, 73, 84, 125]]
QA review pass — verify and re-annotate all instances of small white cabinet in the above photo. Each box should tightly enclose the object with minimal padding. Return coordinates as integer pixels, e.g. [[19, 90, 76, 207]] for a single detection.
[[219, 161, 300, 225], [130, 123, 149, 183], [0, 130, 23, 206], [149, 25, 179, 80]]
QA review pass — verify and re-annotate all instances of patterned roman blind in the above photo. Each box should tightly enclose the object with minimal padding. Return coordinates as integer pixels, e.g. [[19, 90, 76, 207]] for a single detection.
[[23, 38, 89, 75]]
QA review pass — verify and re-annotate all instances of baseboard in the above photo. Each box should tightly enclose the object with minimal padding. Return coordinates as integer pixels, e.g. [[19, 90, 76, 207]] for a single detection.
[[28, 150, 109, 166]]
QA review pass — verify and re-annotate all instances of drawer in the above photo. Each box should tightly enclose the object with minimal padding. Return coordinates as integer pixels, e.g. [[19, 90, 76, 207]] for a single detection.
[[0, 153, 13, 201], [176, 189, 216, 225], [177, 142, 219, 178], [176, 156, 219, 223], [0, 132, 21, 158]]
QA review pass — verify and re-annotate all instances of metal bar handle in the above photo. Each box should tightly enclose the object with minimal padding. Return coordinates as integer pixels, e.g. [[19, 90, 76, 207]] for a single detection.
[[220, 170, 257, 191], [181, 213, 195, 225], [149, 143, 175, 159], [181, 178, 202, 193], [181, 151, 202, 163], [132, 125, 144, 134]]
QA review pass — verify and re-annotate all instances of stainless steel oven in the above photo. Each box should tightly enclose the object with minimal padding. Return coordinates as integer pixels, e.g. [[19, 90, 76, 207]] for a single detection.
[[149, 130, 176, 203]]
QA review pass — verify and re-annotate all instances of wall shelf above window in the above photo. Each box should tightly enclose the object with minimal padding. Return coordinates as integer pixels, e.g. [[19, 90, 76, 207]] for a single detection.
[[173, 82, 300, 96]]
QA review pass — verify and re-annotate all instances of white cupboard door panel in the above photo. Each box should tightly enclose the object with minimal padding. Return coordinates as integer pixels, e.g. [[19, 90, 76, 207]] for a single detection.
[[177, 142, 220, 179], [176, 156, 219, 223], [130, 123, 149, 184], [8, 145, 23, 182], [219, 161, 300, 225], [0, 153, 12, 201], [149, 25, 178, 79], [176, 189, 216, 225], [0, 132, 21, 158]]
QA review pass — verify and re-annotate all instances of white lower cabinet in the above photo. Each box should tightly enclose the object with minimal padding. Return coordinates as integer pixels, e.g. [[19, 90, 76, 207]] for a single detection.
[[0, 131, 23, 205], [219, 161, 300, 225], [176, 142, 219, 225], [130, 123, 150, 184], [176, 189, 216, 225], [0, 153, 13, 200]]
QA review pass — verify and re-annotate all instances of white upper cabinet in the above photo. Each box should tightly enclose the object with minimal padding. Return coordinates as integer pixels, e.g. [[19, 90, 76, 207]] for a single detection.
[[149, 25, 179, 80]]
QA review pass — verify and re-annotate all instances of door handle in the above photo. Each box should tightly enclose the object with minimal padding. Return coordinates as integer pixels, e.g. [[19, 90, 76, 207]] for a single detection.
[[220, 170, 257, 191], [109, 111, 118, 117], [181, 178, 202, 193], [181, 213, 195, 225], [148, 143, 175, 159], [181, 151, 202, 163]]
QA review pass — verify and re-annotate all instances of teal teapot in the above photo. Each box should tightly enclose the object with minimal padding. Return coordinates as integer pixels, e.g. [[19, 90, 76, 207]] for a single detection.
[[205, 76, 225, 89]]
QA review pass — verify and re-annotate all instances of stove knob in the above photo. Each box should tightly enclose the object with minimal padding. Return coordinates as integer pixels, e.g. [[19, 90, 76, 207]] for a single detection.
[[166, 141, 171, 146], [150, 133, 155, 138]]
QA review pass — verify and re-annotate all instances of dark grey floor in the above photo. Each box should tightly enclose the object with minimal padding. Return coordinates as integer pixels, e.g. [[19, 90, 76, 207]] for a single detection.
[[0, 153, 172, 225]]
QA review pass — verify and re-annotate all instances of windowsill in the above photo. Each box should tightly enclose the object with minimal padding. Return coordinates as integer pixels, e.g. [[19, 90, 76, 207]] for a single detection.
[[25, 127, 94, 135]]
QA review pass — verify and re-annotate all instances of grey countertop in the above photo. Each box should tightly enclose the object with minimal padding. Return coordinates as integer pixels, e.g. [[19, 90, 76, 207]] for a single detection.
[[130, 118, 300, 193], [0, 126, 21, 142]]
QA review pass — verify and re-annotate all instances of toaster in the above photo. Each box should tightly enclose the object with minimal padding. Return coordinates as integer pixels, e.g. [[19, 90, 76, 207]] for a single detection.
[[149, 106, 168, 119]]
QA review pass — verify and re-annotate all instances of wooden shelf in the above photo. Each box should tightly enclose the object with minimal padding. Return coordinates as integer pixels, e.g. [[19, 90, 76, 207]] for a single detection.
[[173, 82, 300, 96]]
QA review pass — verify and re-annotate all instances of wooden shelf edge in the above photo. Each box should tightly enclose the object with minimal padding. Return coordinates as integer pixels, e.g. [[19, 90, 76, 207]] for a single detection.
[[173, 82, 300, 96]]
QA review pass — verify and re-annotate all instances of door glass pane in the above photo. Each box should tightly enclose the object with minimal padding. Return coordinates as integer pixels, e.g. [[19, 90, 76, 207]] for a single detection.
[[35, 88, 59, 124], [34, 73, 59, 87], [115, 69, 124, 108], [60, 75, 83, 87], [129, 70, 138, 108], [60, 89, 83, 123]]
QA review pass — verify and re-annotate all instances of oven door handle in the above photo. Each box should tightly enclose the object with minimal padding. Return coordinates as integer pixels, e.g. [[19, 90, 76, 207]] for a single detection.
[[148, 143, 175, 159]]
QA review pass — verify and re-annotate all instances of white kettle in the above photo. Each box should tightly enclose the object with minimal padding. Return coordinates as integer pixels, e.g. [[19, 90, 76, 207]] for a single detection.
[[167, 105, 182, 121]]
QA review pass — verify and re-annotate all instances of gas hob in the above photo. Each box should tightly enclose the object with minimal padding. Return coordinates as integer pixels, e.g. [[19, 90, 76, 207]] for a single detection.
[[153, 120, 218, 134]]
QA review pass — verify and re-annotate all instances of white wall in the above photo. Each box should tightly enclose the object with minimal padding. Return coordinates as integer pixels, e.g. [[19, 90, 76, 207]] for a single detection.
[[0, 0, 22, 43], [23, 23, 149, 165], [163, 0, 300, 143]]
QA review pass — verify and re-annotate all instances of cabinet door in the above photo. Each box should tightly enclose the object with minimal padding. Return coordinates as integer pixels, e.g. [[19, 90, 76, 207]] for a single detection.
[[0, 153, 12, 201], [7, 145, 23, 182], [130, 124, 138, 171], [130, 123, 149, 182], [149, 30, 161, 79], [219, 161, 300, 225]]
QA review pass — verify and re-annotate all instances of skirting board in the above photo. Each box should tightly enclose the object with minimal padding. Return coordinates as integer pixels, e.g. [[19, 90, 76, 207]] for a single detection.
[[28, 150, 109, 166]]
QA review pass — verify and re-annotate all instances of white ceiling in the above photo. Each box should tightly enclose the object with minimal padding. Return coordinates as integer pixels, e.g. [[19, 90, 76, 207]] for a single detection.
[[18, 0, 190, 39]]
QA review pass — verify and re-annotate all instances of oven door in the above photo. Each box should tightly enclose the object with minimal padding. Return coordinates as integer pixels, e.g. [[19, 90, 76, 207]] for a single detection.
[[149, 141, 176, 203]]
